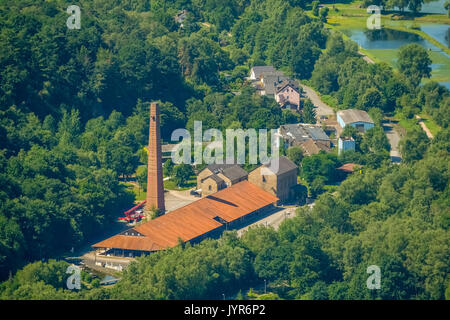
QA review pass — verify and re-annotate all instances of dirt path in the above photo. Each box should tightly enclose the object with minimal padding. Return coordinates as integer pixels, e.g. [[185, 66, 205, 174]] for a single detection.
[[300, 84, 335, 119], [415, 115, 434, 139], [358, 51, 375, 64]]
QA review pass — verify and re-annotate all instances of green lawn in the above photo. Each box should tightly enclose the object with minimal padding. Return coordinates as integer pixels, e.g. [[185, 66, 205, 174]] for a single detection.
[[122, 182, 146, 201], [164, 177, 196, 191]]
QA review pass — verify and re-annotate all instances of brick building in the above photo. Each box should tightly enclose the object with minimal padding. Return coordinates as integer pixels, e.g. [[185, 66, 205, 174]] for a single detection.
[[197, 164, 248, 197], [248, 156, 298, 202]]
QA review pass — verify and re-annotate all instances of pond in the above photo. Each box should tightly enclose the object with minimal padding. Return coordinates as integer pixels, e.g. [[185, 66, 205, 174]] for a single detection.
[[342, 28, 444, 51], [342, 28, 450, 87], [393, 0, 448, 14], [419, 24, 450, 48]]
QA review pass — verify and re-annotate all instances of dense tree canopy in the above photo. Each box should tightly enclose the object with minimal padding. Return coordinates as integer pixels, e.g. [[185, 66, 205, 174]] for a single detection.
[[0, 0, 448, 301]]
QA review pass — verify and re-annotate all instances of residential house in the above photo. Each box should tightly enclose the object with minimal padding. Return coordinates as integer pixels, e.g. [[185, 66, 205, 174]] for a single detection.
[[249, 66, 278, 80], [279, 123, 331, 156], [275, 79, 301, 110]]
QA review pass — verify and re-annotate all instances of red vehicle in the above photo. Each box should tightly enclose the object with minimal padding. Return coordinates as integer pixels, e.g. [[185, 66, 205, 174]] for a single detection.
[[118, 200, 146, 222]]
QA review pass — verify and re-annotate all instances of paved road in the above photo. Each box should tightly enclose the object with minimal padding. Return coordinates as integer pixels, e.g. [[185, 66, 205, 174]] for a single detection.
[[383, 120, 402, 163], [300, 84, 335, 119], [236, 206, 297, 237], [415, 115, 434, 139]]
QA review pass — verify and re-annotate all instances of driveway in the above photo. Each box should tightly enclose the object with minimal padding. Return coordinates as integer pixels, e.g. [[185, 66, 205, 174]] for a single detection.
[[300, 84, 335, 120], [383, 120, 402, 163]]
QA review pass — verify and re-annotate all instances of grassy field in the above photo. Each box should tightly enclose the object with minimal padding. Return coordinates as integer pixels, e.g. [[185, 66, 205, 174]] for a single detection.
[[164, 178, 196, 191], [393, 110, 442, 136]]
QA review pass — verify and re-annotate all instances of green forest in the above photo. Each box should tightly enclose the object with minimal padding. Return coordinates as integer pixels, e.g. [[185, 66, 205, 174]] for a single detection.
[[0, 0, 449, 300]]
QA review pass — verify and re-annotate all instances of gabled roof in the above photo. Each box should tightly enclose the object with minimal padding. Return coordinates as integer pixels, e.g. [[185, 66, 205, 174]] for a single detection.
[[305, 125, 329, 141], [337, 109, 374, 124], [300, 139, 330, 156], [280, 123, 330, 143], [221, 165, 248, 181], [206, 163, 237, 173], [262, 74, 289, 95], [92, 181, 279, 252], [258, 156, 298, 176], [337, 163, 360, 173], [204, 163, 247, 182], [202, 174, 225, 184], [276, 79, 300, 94], [251, 66, 277, 78]]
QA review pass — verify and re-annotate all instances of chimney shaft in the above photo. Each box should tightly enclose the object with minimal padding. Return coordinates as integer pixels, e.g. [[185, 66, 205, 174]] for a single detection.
[[146, 102, 165, 213]]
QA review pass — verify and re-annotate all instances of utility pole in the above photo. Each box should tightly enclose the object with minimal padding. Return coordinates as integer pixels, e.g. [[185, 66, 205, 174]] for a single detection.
[[264, 279, 267, 294]]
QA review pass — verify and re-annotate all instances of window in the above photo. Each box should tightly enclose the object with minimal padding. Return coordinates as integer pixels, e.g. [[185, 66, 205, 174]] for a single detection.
[[208, 185, 212, 191]]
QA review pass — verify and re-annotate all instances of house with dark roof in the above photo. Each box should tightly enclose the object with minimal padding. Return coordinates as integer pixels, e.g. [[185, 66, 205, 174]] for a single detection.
[[259, 74, 288, 96], [197, 163, 248, 197], [279, 123, 331, 156], [249, 66, 278, 80], [248, 156, 298, 202], [248, 66, 288, 97]]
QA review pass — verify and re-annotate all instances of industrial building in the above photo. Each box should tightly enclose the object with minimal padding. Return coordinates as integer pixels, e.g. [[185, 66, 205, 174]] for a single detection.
[[92, 181, 279, 257], [337, 109, 374, 132]]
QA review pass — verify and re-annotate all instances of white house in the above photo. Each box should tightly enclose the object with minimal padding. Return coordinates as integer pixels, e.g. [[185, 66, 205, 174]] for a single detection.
[[337, 109, 374, 132]]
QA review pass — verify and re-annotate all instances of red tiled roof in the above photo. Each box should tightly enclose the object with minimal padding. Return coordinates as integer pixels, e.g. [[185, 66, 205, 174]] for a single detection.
[[92, 181, 279, 252], [337, 163, 360, 173]]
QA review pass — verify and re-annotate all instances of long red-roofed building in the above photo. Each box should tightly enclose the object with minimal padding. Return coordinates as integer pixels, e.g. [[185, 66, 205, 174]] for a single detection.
[[92, 180, 279, 257]]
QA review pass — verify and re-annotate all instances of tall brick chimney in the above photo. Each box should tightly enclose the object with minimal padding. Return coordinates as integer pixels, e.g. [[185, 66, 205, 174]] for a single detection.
[[146, 102, 165, 213]]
